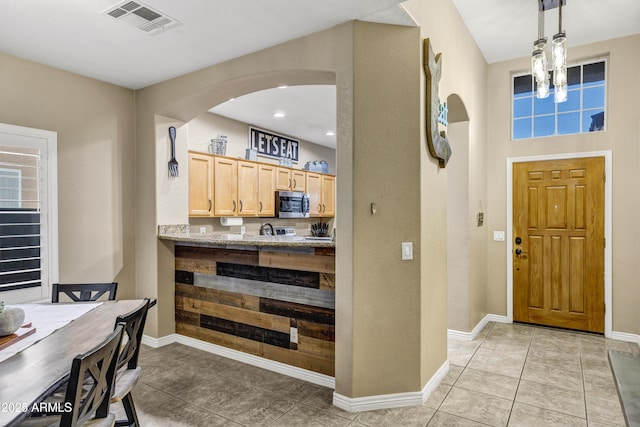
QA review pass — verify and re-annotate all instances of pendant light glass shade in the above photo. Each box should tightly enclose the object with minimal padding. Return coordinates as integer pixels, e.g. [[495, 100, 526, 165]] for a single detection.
[[537, 77, 550, 99], [532, 0, 568, 103], [554, 81, 568, 103], [531, 39, 548, 82], [552, 32, 567, 102]]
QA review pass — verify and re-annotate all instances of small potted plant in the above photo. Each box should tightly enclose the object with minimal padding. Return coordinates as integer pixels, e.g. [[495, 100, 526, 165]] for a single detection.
[[0, 301, 25, 336]]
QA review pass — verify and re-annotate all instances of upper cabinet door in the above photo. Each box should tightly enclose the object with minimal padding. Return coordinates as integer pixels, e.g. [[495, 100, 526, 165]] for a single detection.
[[213, 157, 237, 216], [321, 175, 335, 217], [275, 167, 292, 191], [292, 170, 306, 192], [188, 153, 214, 217], [306, 172, 322, 217], [237, 161, 259, 216], [258, 164, 276, 217]]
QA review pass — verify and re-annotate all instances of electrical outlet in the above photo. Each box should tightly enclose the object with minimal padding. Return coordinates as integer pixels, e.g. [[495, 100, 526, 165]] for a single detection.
[[240, 226, 246, 235], [290, 327, 299, 344], [199, 227, 206, 234]]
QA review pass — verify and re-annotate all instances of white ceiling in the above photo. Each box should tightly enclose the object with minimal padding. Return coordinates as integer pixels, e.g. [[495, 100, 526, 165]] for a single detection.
[[1, 0, 638, 148], [210, 85, 337, 149], [452, 0, 640, 64]]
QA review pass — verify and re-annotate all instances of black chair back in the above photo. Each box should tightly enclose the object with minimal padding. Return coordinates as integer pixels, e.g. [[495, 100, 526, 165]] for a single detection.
[[52, 282, 117, 303], [115, 298, 151, 370], [61, 323, 124, 427]]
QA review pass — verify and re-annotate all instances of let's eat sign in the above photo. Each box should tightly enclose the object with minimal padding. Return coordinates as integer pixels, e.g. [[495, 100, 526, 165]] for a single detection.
[[249, 127, 299, 162]]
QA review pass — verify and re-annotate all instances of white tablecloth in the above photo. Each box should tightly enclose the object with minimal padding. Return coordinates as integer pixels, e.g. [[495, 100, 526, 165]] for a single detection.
[[0, 302, 102, 362]]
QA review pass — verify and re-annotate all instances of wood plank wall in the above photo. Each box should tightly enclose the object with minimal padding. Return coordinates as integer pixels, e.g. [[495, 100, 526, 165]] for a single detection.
[[174, 245, 335, 376]]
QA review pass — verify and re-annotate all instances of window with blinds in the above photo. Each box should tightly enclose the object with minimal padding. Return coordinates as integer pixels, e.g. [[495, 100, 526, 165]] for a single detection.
[[0, 146, 43, 292]]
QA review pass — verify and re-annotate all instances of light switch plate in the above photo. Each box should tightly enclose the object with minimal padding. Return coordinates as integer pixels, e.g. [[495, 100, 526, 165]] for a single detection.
[[493, 231, 505, 241], [401, 242, 413, 260]]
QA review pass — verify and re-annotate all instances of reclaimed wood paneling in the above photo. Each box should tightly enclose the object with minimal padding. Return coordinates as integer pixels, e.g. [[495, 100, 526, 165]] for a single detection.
[[314, 247, 335, 257], [319, 273, 335, 290], [298, 334, 335, 358], [175, 244, 335, 376], [259, 251, 335, 273], [298, 320, 335, 341], [177, 282, 261, 311], [194, 273, 335, 309], [176, 245, 259, 266], [200, 314, 291, 348], [260, 298, 334, 325], [217, 262, 320, 288], [175, 257, 216, 275]]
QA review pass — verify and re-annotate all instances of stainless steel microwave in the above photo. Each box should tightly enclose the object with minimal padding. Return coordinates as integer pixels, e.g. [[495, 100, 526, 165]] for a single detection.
[[275, 191, 310, 218]]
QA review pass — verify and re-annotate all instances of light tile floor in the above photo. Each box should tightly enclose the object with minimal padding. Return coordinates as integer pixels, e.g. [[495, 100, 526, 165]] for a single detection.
[[116, 322, 636, 426]]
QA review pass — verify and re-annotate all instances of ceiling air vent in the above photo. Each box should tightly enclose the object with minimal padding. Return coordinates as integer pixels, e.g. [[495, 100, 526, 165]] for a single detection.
[[102, 1, 180, 35]]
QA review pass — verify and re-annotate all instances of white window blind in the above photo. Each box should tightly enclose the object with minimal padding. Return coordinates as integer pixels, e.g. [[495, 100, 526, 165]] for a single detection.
[[0, 147, 43, 291]]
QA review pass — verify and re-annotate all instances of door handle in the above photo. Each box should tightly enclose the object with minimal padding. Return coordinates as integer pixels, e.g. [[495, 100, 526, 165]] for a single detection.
[[239, 200, 243, 212], [515, 248, 522, 255], [289, 178, 292, 189], [232, 200, 236, 212], [259, 201, 263, 212], [208, 199, 212, 212], [293, 179, 297, 189]]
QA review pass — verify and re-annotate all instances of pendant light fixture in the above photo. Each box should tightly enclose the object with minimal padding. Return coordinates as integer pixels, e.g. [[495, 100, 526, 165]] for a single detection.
[[531, 7, 549, 99], [552, 0, 567, 102], [532, 0, 568, 103]]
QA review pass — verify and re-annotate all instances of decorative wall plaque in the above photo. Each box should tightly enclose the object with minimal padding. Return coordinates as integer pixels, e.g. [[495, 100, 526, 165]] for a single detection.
[[423, 38, 452, 168]]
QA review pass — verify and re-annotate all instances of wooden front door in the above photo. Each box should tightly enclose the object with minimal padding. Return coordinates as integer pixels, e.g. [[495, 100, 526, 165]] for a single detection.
[[513, 157, 605, 333]]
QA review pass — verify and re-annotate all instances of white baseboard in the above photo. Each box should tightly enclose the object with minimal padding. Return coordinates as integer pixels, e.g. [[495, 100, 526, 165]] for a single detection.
[[141, 333, 335, 388], [333, 360, 449, 412], [142, 333, 178, 348], [610, 331, 640, 344], [447, 314, 510, 341]]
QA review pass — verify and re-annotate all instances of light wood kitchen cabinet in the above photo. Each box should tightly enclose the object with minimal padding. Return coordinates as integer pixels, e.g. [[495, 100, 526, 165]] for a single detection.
[[236, 161, 259, 216], [275, 167, 306, 192], [306, 172, 322, 216], [188, 153, 214, 216], [321, 174, 335, 216], [189, 152, 333, 218], [258, 164, 276, 216], [213, 157, 237, 216], [306, 172, 335, 217], [292, 170, 306, 192]]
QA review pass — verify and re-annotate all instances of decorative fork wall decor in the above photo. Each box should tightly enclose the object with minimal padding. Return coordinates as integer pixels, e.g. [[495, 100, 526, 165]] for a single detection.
[[168, 126, 179, 177]]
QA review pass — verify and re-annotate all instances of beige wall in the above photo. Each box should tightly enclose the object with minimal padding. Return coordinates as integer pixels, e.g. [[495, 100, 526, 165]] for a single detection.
[[403, 0, 489, 342], [134, 15, 454, 399], [0, 52, 136, 298], [485, 34, 640, 334], [188, 112, 337, 175]]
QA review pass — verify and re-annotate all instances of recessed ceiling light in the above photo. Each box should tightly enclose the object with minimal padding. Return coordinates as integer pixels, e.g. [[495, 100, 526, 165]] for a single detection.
[[273, 112, 286, 118], [277, 85, 288, 89], [326, 131, 335, 136]]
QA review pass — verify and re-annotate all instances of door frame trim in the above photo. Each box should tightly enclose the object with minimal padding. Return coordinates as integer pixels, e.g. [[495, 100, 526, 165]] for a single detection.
[[506, 150, 612, 337]]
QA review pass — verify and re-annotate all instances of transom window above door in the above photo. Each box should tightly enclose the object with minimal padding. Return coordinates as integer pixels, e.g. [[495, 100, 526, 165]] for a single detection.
[[512, 59, 606, 140]]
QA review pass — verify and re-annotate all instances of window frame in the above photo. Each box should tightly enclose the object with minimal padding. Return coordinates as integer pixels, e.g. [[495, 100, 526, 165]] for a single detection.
[[511, 57, 608, 141], [0, 123, 58, 303]]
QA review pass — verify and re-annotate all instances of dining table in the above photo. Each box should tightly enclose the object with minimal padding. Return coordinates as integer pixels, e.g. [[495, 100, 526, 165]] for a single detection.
[[0, 299, 147, 427]]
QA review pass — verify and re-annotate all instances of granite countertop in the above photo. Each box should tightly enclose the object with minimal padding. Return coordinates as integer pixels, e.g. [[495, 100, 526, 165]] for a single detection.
[[158, 228, 335, 248]]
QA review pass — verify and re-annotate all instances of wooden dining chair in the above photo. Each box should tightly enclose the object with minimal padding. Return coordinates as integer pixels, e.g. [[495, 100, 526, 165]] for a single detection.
[[52, 282, 118, 303], [23, 323, 125, 427], [111, 298, 155, 427]]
